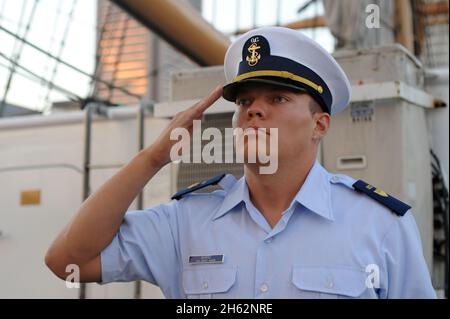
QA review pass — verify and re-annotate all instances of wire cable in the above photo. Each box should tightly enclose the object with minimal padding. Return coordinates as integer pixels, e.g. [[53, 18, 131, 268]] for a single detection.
[[0, 50, 82, 101], [41, 0, 78, 113], [0, 24, 142, 100], [0, 0, 40, 116]]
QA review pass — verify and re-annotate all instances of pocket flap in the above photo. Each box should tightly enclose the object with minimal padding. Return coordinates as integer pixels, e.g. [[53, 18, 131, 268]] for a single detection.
[[183, 266, 237, 294], [292, 266, 367, 297]]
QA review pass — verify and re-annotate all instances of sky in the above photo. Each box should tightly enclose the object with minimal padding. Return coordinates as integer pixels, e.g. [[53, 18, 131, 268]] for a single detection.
[[0, 0, 97, 112], [203, 0, 333, 49], [0, 0, 333, 113]]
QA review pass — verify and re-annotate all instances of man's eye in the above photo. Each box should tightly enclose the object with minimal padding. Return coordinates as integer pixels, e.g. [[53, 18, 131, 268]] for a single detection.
[[274, 96, 288, 103], [236, 99, 249, 106]]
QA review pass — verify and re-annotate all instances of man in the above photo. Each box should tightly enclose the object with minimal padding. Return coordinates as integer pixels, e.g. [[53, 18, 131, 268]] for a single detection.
[[45, 27, 435, 298]]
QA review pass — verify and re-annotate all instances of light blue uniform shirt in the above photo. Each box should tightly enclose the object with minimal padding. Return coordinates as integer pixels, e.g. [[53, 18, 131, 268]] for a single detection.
[[100, 161, 436, 298]]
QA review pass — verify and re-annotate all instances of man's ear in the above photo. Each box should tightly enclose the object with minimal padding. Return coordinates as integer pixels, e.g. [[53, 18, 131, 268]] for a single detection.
[[312, 112, 330, 142]]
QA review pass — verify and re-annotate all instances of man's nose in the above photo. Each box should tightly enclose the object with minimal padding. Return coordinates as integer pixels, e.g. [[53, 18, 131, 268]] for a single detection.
[[246, 100, 266, 119]]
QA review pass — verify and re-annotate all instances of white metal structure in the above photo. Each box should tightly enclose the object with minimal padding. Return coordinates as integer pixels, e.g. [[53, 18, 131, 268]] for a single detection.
[[0, 108, 169, 298]]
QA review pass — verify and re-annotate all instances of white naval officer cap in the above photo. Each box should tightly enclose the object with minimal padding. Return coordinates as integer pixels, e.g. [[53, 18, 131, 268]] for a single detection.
[[222, 26, 351, 115]]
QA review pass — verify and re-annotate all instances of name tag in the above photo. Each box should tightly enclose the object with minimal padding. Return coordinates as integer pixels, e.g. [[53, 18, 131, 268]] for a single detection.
[[189, 254, 224, 265]]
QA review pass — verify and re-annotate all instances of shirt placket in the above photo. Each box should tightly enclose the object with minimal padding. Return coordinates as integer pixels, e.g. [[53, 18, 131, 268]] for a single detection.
[[253, 205, 296, 298]]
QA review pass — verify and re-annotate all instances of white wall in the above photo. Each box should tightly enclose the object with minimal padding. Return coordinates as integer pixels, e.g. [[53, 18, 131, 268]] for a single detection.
[[0, 110, 170, 298]]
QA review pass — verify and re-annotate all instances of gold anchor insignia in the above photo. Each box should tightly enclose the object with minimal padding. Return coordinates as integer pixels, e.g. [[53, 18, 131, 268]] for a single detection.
[[246, 42, 261, 66]]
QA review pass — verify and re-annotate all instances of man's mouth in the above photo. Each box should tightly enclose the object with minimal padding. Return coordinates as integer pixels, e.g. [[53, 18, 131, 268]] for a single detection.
[[243, 126, 270, 135]]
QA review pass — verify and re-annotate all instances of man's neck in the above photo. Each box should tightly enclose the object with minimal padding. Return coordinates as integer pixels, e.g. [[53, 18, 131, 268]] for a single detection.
[[244, 154, 316, 228]]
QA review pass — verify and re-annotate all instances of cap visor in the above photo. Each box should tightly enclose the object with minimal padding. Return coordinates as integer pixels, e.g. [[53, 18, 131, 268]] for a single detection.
[[222, 77, 308, 102]]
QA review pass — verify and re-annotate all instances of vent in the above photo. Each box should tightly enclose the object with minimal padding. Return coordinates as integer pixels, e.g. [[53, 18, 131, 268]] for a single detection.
[[176, 113, 244, 192]]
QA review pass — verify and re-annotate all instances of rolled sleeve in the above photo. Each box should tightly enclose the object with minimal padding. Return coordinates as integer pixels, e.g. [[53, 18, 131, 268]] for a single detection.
[[100, 201, 181, 297]]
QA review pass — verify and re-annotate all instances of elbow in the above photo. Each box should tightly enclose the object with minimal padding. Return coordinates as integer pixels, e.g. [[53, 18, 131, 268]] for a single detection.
[[44, 248, 68, 281], [44, 248, 56, 272]]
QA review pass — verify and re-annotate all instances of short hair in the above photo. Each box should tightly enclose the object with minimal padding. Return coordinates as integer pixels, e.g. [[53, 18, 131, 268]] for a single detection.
[[308, 97, 325, 114]]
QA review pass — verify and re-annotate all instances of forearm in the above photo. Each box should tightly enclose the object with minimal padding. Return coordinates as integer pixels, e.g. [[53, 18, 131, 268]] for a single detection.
[[52, 147, 163, 263]]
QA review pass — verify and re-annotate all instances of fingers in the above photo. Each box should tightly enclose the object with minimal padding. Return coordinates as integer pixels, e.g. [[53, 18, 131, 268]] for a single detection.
[[193, 85, 223, 114]]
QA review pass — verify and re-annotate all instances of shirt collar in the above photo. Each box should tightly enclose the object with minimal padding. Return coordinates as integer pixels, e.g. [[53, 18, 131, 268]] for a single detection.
[[293, 160, 334, 221], [213, 175, 247, 221], [212, 160, 334, 221]]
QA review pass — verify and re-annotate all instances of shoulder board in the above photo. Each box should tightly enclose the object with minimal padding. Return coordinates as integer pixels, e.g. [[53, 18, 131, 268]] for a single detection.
[[352, 180, 411, 216], [171, 174, 226, 200]]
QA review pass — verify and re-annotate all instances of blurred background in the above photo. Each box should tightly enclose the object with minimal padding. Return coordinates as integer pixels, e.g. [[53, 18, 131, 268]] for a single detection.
[[0, 0, 448, 298]]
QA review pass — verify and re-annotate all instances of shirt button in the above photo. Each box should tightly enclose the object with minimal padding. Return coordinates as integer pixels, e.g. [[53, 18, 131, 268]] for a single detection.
[[331, 176, 340, 183], [260, 283, 269, 293], [265, 238, 273, 244], [326, 276, 334, 289], [202, 281, 208, 290]]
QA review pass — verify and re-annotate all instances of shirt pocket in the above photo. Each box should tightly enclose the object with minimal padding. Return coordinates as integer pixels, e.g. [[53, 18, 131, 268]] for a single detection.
[[182, 266, 237, 299], [291, 266, 368, 299]]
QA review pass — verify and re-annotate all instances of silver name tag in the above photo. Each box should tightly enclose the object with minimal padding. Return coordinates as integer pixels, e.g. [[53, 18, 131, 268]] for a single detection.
[[189, 254, 224, 264]]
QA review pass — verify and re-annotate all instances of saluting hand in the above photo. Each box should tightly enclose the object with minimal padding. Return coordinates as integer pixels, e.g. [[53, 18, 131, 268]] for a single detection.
[[148, 85, 223, 168]]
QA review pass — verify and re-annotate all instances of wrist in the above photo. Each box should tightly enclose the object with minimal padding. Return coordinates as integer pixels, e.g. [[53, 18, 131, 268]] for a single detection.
[[140, 145, 169, 170]]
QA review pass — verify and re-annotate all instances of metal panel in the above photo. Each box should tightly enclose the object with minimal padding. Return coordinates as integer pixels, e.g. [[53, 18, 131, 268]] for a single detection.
[[334, 44, 425, 88], [175, 113, 244, 193], [170, 66, 226, 101]]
